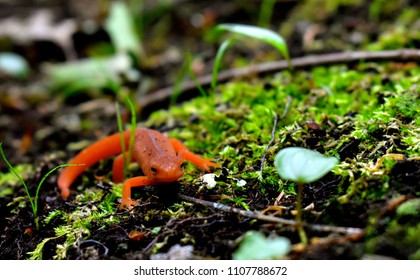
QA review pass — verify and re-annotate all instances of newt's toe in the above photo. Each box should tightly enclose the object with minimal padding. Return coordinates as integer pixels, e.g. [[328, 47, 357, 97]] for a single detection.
[[199, 159, 220, 172], [118, 198, 139, 211]]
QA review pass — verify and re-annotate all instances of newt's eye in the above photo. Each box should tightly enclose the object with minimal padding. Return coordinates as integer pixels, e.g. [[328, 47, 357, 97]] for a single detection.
[[150, 166, 158, 173]]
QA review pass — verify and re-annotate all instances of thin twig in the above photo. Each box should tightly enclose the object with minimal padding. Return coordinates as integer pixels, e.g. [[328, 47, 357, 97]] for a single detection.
[[281, 95, 292, 119], [141, 49, 420, 108], [177, 193, 364, 235], [260, 113, 278, 174], [143, 217, 177, 254], [259, 95, 292, 174], [143, 236, 159, 254]]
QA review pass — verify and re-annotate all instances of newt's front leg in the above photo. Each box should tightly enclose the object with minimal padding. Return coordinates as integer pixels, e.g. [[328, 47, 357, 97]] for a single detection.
[[169, 138, 219, 171], [119, 176, 158, 210]]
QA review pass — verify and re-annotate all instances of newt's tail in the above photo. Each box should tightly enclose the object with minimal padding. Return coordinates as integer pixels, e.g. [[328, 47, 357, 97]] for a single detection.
[[58, 130, 131, 199]]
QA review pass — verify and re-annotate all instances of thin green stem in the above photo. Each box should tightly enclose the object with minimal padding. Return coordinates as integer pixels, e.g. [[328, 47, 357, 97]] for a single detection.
[[0, 143, 36, 220], [1, 142, 82, 230], [186, 53, 208, 98], [212, 39, 233, 90], [34, 163, 83, 228], [170, 58, 189, 106], [36, 164, 82, 207], [115, 96, 137, 181], [115, 102, 128, 179], [296, 182, 308, 245], [125, 96, 136, 173]]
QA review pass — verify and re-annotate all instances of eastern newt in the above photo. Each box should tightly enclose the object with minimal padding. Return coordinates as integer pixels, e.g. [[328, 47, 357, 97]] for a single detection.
[[57, 128, 218, 210]]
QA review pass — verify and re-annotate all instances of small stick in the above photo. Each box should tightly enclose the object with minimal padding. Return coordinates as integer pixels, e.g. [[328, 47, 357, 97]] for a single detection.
[[259, 95, 292, 174], [141, 49, 420, 108], [177, 193, 364, 235], [259, 112, 279, 174], [281, 95, 292, 119]]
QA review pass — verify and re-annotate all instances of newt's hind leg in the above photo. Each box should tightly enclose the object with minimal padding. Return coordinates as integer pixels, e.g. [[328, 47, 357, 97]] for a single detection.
[[169, 139, 219, 172], [112, 152, 136, 183]]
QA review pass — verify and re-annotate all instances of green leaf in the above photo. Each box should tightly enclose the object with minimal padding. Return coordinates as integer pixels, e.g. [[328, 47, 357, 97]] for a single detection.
[[274, 147, 339, 183], [212, 39, 233, 89], [105, 1, 143, 58], [0, 52, 29, 78], [44, 54, 130, 96], [214, 24, 290, 63], [233, 231, 291, 260]]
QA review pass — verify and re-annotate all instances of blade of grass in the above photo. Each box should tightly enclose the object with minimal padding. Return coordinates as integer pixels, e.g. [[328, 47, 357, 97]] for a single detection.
[[35, 164, 82, 210], [186, 53, 208, 98], [115, 102, 128, 179], [214, 23, 290, 66], [36, 164, 83, 229], [212, 38, 233, 90], [0, 143, 36, 219], [125, 96, 136, 174], [1, 142, 82, 229], [115, 96, 137, 181], [170, 58, 189, 106], [171, 52, 208, 105]]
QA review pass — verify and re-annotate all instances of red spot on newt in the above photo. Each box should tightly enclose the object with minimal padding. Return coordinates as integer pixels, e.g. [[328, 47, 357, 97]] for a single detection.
[[57, 128, 218, 210]]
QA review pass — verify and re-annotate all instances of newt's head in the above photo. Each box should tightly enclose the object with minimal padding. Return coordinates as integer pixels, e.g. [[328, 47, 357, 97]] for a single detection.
[[145, 155, 184, 182]]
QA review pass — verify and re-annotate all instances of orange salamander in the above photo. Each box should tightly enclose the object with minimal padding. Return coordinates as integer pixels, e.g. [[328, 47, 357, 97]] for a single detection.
[[57, 128, 218, 210]]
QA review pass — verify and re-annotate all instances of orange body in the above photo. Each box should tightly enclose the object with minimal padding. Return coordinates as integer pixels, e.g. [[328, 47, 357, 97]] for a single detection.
[[57, 128, 218, 210]]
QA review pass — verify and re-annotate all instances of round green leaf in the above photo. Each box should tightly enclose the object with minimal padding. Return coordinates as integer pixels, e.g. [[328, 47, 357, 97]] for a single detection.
[[274, 147, 339, 183], [0, 52, 29, 78], [233, 231, 291, 260]]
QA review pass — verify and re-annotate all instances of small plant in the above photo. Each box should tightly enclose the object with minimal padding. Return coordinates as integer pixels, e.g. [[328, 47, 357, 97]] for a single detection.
[[46, 1, 142, 97], [211, 39, 233, 89], [0, 52, 29, 78], [233, 231, 291, 260], [258, 0, 277, 27], [115, 95, 137, 180], [212, 23, 290, 89], [171, 52, 208, 105], [105, 1, 143, 58], [274, 147, 338, 245], [0, 143, 81, 229]]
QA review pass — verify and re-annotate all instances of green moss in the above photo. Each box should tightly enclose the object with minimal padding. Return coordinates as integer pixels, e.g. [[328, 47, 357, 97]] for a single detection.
[[28, 181, 121, 259], [31, 55, 420, 258], [146, 62, 420, 208], [401, 127, 420, 155], [367, 6, 420, 50], [397, 199, 420, 218], [366, 220, 420, 259], [341, 176, 390, 202]]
